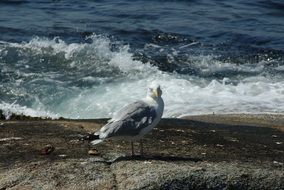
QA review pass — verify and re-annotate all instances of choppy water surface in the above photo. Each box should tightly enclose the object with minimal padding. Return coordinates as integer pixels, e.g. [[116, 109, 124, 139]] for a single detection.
[[0, 0, 283, 118]]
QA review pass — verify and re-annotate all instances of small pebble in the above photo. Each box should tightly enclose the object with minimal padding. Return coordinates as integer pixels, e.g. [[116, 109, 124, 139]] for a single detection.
[[176, 129, 185, 132], [58, 154, 67, 158], [144, 161, 152, 164], [216, 144, 224, 147], [210, 130, 216, 133], [40, 144, 55, 155], [273, 161, 283, 165], [88, 149, 99, 156], [275, 142, 282, 145], [272, 135, 277, 138], [230, 138, 239, 142]]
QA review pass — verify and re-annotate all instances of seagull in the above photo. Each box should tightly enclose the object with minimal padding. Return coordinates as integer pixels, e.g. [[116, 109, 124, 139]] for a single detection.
[[91, 84, 164, 156]]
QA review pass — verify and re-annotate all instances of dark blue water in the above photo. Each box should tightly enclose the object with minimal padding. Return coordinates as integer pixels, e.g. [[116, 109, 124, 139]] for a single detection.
[[1, 0, 284, 49], [0, 0, 283, 118]]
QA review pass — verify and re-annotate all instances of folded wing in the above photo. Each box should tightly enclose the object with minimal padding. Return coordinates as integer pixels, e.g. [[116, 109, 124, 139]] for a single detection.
[[98, 101, 157, 139]]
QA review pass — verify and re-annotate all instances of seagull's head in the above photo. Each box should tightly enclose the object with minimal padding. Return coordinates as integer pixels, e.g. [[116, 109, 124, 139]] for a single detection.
[[147, 84, 162, 99]]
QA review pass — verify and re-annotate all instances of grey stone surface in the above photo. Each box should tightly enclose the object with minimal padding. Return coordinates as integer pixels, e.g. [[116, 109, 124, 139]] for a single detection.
[[0, 115, 283, 189]]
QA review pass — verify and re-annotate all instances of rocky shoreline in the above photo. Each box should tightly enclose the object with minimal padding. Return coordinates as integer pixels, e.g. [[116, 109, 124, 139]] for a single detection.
[[0, 114, 283, 189]]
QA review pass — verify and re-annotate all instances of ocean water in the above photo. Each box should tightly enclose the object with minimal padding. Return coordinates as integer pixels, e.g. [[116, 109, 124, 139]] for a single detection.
[[0, 0, 283, 119]]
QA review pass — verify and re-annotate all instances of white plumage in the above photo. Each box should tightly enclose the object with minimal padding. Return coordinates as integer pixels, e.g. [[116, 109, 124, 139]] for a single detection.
[[91, 84, 164, 155]]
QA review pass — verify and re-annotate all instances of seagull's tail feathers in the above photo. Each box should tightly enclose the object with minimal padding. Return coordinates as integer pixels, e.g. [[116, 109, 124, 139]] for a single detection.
[[91, 139, 104, 145], [91, 121, 114, 145], [94, 125, 110, 136], [94, 131, 100, 136]]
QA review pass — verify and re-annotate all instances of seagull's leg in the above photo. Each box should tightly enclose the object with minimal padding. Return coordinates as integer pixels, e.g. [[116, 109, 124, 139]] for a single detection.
[[140, 140, 143, 156], [131, 141, 134, 156]]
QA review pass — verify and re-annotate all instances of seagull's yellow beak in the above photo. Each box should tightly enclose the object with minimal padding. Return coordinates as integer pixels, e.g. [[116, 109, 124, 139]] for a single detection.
[[153, 89, 158, 97]]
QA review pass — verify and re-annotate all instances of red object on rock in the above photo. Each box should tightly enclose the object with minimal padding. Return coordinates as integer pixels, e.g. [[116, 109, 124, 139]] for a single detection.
[[40, 144, 55, 155]]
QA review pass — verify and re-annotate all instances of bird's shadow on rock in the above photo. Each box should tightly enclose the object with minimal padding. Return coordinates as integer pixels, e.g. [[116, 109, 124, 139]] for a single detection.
[[106, 155, 202, 164]]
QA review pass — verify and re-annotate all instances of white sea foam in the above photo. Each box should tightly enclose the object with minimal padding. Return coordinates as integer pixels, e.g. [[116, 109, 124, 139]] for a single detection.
[[0, 36, 283, 119], [0, 102, 59, 119]]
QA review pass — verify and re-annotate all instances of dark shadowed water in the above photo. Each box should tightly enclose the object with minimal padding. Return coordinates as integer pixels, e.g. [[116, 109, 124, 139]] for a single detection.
[[0, 0, 283, 118]]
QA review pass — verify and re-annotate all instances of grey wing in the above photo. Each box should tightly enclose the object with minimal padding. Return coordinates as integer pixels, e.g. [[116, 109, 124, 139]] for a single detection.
[[100, 101, 157, 139], [111, 101, 148, 121]]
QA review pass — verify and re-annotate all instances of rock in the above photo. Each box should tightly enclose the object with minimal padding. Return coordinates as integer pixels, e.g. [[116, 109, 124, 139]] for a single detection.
[[58, 154, 68, 158], [0, 160, 115, 190], [0, 114, 283, 189], [80, 133, 100, 141], [40, 145, 55, 155], [0, 137, 22, 142], [112, 160, 283, 190], [88, 149, 99, 156]]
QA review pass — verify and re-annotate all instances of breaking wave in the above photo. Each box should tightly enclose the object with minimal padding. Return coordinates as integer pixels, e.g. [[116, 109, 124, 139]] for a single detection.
[[0, 35, 283, 119]]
